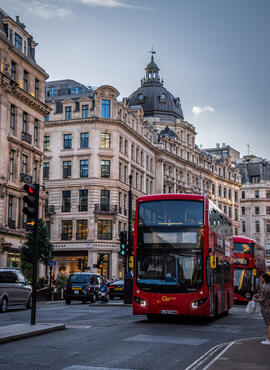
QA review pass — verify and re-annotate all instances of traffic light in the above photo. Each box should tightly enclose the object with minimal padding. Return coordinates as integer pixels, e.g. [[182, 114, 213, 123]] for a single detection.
[[119, 231, 127, 256], [22, 184, 39, 230], [77, 258, 82, 270], [99, 254, 104, 269]]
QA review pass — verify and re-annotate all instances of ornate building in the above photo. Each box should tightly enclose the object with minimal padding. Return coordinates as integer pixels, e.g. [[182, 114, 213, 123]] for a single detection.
[[44, 54, 241, 279], [237, 155, 270, 271], [0, 10, 49, 268]]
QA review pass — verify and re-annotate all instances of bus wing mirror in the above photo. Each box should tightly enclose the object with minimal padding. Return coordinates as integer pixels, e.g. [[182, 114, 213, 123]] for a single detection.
[[210, 256, 216, 269]]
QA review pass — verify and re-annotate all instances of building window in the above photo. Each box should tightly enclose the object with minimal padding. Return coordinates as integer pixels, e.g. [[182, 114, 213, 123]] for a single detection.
[[63, 134, 72, 149], [255, 206, 260, 215], [63, 161, 72, 179], [82, 105, 89, 118], [14, 33, 22, 51], [255, 220, 260, 233], [44, 114, 49, 122], [46, 86, 58, 97], [218, 185, 222, 197], [9, 150, 15, 182], [224, 205, 227, 214], [34, 119, 38, 147], [97, 220, 112, 240], [235, 191, 238, 202], [266, 223, 270, 233], [241, 191, 245, 199], [255, 190, 259, 198], [80, 160, 88, 178], [22, 154, 28, 174], [242, 221, 246, 233], [79, 190, 88, 212], [118, 192, 122, 214], [100, 133, 110, 149], [235, 208, 238, 221], [8, 195, 13, 220], [266, 192, 270, 199], [266, 206, 270, 215], [62, 190, 71, 212], [65, 106, 72, 120], [100, 190, 110, 211], [44, 136, 50, 151], [101, 99, 110, 118], [22, 112, 27, 132], [124, 140, 128, 155], [229, 207, 232, 218], [212, 184, 215, 195], [43, 162, 49, 180], [124, 166, 127, 183], [23, 70, 28, 92], [119, 162, 122, 180], [223, 188, 227, 198], [101, 160, 110, 178], [35, 79, 40, 99], [80, 133, 89, 148], [228, 189, 231, 199], [119, 136, 122, 152], [61, 220, 72, 240], [77, 220, 88, 240], [11, 61, 16, 81], [241, 207, 245, 216], [33, 161, 38, 184], [10, 104, 15, 135]]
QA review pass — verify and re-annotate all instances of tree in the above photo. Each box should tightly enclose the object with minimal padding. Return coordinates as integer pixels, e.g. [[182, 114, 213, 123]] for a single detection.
[[20, 219, 54, 280]]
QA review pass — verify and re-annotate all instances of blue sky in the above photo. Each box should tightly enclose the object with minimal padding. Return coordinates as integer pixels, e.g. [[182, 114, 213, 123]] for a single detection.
[[3, 0, 270, 159]]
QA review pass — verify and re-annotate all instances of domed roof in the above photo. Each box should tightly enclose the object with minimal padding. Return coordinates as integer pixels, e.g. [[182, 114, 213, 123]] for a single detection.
[[159, 126, 178, 140], [127, 53, 184, 120]]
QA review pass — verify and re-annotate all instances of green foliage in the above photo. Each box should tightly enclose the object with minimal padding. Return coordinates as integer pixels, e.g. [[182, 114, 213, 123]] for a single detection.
[[20, 219, 54, 276], [37, 277, 46, 290], [55, 274, 68, 291]]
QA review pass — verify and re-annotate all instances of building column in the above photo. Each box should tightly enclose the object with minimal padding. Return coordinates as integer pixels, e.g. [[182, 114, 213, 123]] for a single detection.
[[111, 251, 118, 280]]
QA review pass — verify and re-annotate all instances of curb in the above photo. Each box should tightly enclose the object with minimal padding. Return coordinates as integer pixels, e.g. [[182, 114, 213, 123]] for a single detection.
[[0, 323, 65, 345]]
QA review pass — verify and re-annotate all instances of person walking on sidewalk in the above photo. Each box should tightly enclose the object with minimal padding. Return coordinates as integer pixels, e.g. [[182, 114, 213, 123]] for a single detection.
[[254, 273, 270, 345]]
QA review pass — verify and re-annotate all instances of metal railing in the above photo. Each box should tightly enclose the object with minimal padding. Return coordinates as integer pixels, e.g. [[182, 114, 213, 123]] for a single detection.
[[45, 205, 55, 215], [94, 204, 118, 214], [20, 173, 32, 183], [21, 131, 32, 144]]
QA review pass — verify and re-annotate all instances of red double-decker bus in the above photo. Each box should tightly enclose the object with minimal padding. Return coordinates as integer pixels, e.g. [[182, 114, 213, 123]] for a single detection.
[[233, 236, 265, 303], [133, 194, 234, 319]]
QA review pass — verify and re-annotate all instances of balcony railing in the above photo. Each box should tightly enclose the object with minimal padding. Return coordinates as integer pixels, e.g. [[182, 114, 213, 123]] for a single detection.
[[45, 205, 55, 215], [8, 219, 16, 229], [78, 205, 88, 212], [20, 173, 32, 183], [61, 233, 72, 241], [94, 204, 118, 214], [62, 206, 71, 213], [21, 131, 32, 145]]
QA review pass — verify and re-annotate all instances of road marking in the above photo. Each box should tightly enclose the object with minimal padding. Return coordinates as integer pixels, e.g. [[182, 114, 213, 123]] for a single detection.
[[124, 334, 209, 345], [62, 367, 133, 370], [66, 325, 92, 329], [185, 336, 265, 370]]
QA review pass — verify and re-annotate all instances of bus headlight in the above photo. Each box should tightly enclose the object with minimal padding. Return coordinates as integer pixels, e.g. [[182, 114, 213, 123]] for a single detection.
[[134, 296, 147, 307], [191, 297, 207, 309]]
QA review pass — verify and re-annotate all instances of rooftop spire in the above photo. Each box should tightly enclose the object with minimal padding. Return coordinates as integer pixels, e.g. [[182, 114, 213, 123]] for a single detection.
[[142, 48, 162, 86]]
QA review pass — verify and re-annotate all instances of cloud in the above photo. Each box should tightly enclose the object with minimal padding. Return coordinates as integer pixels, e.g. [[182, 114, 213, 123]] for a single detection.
[[28, 2, 72, 19], [78, 0, 145, 9], [192, 106, 215, 117]]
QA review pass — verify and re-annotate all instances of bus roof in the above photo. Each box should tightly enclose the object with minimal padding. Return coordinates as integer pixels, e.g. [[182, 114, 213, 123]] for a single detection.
[[233, 236, 257, 244], [137, 193, 206, 203]]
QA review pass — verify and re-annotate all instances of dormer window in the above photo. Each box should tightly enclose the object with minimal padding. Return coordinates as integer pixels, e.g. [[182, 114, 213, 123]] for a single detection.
[[160, 94, 166, 102], [138, 94, 144, 101], [14, 33, 22, 51]]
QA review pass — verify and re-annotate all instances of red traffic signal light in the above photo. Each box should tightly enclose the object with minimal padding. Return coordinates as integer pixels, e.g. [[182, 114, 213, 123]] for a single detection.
[[23, 184, 39, 226]]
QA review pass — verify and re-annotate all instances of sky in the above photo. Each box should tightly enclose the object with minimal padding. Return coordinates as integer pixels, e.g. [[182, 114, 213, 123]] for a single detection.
[[2, 0, 270, 159]]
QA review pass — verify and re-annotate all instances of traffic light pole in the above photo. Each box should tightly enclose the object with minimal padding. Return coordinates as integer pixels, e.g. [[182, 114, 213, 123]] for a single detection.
[[31, 184, 39, 325], [124, 175, 133, 304]]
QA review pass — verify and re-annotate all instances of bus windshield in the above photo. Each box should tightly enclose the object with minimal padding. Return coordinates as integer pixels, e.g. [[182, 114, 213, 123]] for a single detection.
[[234, 268, 253, 293], [233, 243, 253, 254], [138, 200, 204, 227]]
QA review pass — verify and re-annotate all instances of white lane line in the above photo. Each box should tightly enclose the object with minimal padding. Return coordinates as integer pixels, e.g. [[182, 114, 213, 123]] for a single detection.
[[202, 336, 265, 370], [185, 343, 227, 370]]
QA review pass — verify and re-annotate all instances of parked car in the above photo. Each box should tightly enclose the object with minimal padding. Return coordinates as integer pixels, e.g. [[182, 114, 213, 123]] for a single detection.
[[0, 268, 32, 313], [108, 280, 125, 299], [64, 272, 104, 304]]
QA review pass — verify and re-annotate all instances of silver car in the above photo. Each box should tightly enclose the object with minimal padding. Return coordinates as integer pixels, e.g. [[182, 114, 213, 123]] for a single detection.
[[0, 268, 32, 312]]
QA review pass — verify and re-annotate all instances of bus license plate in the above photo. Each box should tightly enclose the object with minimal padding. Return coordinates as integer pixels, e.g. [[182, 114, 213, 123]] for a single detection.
[[160, 310, 178, 315], [74, 290, 79, 295]]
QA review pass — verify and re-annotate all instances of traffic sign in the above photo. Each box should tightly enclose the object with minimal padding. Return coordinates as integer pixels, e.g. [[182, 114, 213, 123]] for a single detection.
[[49, 260, 56, 266]]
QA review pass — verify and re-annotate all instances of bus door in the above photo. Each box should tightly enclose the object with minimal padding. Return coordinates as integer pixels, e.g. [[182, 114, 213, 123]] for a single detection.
[[220, 263, 225, 312], [206, 257, 214, 316]]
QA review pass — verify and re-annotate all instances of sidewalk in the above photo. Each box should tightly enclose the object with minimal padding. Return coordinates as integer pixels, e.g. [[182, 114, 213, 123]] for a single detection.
[[208, 338, 270, 370], [0, 323, 65, 345]]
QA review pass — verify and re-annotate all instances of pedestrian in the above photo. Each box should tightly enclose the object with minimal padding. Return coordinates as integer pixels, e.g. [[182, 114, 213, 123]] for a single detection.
[[254, 273, 270, 345]]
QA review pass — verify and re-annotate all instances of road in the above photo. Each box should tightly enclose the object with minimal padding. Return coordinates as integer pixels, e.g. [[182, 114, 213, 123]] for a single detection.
[[0, 302, 266, 370]]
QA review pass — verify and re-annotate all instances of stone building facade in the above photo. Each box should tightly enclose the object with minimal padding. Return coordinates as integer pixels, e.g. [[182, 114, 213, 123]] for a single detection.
[[0, 10, 49, 268], [237, 155, 270, 271], [44, 55, 241, 279]]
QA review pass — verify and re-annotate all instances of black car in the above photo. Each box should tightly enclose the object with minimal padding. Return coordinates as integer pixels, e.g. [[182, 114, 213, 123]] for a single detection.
[[108, 280, 124, 299], [64, 273, 103, 304]]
